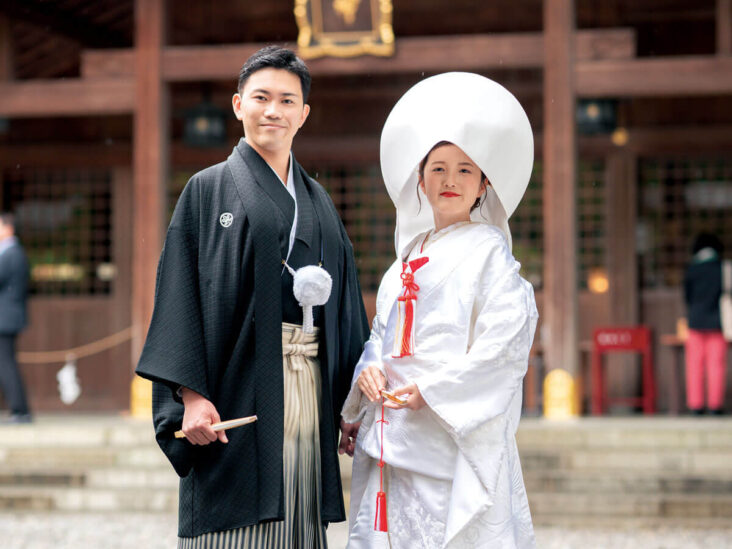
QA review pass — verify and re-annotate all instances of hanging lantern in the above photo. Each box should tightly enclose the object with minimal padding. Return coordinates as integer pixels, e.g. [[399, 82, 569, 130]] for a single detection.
[[576, 99, 617, 135], [183, 95, 228, 148]]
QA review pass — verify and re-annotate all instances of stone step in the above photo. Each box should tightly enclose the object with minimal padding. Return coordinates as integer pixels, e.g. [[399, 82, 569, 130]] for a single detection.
[[0, 418, 155, 449], [528, 492, 732, 521], [516, 418, 732, 451], [0, 471, 85, 487], [530, 514, 732, 529], [519, 445, 730, 475], [0, 468, 178, 490], [0, 446, 170, 469], [84, 467, 178, 490], [0, 486, 177, 513], [523, 470, 732, 494]]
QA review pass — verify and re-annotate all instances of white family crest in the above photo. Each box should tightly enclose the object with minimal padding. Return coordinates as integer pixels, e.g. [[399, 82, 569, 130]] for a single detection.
[[219, 212, 233, 228]]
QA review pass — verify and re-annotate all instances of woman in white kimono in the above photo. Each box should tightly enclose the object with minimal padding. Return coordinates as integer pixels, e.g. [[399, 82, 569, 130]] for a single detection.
[[341, 73, 538, 549]]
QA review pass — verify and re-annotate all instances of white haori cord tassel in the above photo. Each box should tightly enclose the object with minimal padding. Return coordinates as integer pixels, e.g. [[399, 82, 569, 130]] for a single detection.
[[283, 262, 333, 334]]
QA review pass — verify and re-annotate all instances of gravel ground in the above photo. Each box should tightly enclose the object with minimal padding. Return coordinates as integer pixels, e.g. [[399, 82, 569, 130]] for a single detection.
[[2, 513, 732, 548]]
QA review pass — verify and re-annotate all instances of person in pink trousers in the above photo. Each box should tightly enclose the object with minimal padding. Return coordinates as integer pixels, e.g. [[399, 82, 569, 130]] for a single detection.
[[683, 233, 727, 415]]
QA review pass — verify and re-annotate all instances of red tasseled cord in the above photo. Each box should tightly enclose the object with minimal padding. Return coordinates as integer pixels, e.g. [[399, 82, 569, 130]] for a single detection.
[[399, 298, 415, 356], [374, 399, 388, 531], [392, 256, 429, 359]]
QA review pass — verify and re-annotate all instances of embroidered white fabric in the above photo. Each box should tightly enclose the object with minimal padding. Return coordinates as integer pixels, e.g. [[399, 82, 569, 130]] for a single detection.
[[343, 223, 538, 549]]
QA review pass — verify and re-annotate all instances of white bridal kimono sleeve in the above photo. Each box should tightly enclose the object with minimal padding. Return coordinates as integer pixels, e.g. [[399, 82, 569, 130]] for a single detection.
[[342, 223, 538, 549]]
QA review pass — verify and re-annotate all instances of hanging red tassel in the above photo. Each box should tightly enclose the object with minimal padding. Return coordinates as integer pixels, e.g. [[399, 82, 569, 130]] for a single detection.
[[375, 490, 388, 531], [392, 257, 429, 358], [374, 399, 389, 532]]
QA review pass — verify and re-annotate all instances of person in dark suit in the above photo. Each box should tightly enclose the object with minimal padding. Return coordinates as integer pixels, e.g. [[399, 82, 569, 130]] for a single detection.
[[0, 211, 31, 423]]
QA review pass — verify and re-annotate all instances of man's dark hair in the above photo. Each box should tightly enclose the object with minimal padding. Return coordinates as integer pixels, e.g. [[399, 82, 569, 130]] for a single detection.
[[237, 45, 312, 103], [0, 211, 15, 228]]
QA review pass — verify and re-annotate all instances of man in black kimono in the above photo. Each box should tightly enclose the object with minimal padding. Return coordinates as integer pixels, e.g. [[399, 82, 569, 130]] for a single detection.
[[136, 46, 369, 547]]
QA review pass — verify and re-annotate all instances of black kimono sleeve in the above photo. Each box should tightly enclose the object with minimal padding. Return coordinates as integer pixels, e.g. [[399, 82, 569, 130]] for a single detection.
[[334, 209, 370, 423], [136, 178, 210, 477]]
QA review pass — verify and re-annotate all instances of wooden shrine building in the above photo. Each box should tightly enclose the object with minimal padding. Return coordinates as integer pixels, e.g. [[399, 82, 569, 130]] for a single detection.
[[0, 0, 731, 414]]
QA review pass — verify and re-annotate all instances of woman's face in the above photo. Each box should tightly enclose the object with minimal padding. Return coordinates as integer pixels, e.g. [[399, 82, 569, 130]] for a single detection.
[[419, 144, 485, 230]]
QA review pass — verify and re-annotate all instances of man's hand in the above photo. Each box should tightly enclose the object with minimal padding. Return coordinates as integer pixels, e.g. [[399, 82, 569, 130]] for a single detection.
[[339, 418, 360, 457], [383, 383, 427, 411], [356, 365, 386, 402], [181, 388, 228, 445]]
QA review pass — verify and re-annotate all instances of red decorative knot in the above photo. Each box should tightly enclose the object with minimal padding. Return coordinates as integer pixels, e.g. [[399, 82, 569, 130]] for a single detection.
[[392, 256, 430, 359], [399, 270, 420, 300]]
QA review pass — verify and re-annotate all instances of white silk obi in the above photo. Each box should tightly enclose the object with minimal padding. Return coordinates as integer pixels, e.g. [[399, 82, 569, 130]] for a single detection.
[[342, 223, 538, 549]]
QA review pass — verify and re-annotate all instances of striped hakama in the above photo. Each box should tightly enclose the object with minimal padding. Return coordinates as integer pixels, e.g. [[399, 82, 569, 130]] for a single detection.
[[178, 323, 328, 549]]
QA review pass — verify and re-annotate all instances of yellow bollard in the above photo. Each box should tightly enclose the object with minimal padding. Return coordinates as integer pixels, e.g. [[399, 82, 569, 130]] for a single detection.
[[130, 375, 153, 419], [543, 368, 579, 419]]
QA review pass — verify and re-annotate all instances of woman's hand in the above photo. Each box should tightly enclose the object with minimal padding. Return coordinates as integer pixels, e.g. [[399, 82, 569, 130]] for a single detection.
[[384, 383, 427, 411], [357, 365, 386, 402]]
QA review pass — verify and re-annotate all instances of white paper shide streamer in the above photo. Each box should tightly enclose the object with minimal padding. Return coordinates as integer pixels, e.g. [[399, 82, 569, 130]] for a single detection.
[[283, 263, 332, 333], [57, 357, 81, 405]]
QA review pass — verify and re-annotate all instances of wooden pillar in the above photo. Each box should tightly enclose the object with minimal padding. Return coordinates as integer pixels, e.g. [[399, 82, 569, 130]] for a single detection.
[[0, 15, 12, 81], [0, 15, 12, 211], [605, 152, 640, 403], [132, 0, 168, 368], [605, 153, 638, 326], [543, 0, 579, 416], [605, 152, 638, 326], [719, 0, 732, 55]]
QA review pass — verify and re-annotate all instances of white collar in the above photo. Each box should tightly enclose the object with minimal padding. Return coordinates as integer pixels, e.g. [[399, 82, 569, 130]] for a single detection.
[[268, 151, 295, 194]]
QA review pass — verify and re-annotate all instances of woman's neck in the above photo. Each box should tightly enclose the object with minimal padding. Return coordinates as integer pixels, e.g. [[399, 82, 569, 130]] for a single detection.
[[433, 214, 470, 232]]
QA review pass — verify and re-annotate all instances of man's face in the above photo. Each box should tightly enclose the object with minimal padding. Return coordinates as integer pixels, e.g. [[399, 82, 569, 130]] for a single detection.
[[232, 68, 310, 156]]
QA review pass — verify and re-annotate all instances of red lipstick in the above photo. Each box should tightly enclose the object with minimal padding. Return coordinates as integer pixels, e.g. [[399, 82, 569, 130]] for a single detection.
[[440, 191, 460, 197]]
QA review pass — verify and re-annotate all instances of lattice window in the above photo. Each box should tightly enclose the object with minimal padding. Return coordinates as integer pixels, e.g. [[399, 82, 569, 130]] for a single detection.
[[578, 158, 607, 289], [511, 162, 544, 287], [318, 166, 395, 292], [511, 159, 607, 289], [2, 169, 113, 296], [638, 157, 732, 288]]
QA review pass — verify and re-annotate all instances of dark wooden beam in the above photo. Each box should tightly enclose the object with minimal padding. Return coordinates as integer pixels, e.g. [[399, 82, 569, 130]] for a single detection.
[[132, 0, 168, 364], [2, 126, 729, 170], [82, 49, 135, 79], [0, 0, 128, 48], [618, 126, 732, 155], [0, 144, 132, 168], [0, 78, 135, 117], [0, 14, 12, 80], [719, 0, 732, 55], [575, 56, 732, 97], [543, 0, 579, 391], [81, 29, 636, 79]]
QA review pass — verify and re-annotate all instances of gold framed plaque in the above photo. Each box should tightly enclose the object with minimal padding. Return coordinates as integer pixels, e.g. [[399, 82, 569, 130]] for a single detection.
[[294, 0, 394, 59]]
